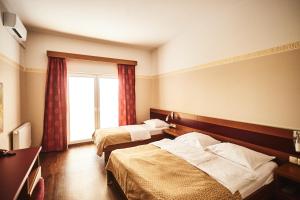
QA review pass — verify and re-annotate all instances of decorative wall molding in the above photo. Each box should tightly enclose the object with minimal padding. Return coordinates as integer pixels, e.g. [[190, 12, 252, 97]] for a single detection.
[[0, 53, 24, 71], [157, 41, 300, 78], [23, 68, 46, 73], [3, 41, 299, 79], [0, 52, 155, 79], [23, 67, 155, 79], [136, 75, 156, 80]]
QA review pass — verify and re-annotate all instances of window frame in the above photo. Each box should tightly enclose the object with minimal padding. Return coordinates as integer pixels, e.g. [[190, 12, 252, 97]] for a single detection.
[[67, 73, 118, 144]]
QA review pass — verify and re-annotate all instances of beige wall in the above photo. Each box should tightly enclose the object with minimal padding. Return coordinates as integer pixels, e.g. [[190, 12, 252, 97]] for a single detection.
[[21, 72, 45, 147], [0, 2, 23, 149], [23, 31, 155, 146], [0, 58, 22, 149], [152, 0, 300, 130], [153, 49, 300, 129], [154, 0, 300, 74], [136, 77, 154, 122]]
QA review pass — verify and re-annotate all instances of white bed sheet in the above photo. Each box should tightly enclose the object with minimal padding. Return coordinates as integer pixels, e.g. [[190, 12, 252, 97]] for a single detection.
[[239, 161, 277, 199], [153, 139, 257, 193], [123, 124, 167, 141], [141, 124, 168, 135], [152, 138, 278, 197]]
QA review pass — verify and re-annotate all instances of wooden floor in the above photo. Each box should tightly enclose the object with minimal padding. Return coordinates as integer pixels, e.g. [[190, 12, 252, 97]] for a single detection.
[[40, 143, 121, 200]]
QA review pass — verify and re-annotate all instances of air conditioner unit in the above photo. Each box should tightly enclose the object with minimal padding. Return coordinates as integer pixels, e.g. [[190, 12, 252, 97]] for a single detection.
[[2, 12, 27, 42]]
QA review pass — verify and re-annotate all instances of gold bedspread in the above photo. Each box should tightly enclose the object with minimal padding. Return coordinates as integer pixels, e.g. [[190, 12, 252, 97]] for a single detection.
[[106, 144, 242, 200], [92, 127, 131, 156]]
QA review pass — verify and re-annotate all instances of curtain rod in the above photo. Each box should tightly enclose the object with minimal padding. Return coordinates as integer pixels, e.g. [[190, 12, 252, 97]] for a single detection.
[[47, 50, 137, 66]]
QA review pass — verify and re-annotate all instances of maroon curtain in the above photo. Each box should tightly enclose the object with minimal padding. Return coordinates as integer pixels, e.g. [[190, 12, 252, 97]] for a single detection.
[[42, 57, 67, 152], [118, 64, 136, 125]]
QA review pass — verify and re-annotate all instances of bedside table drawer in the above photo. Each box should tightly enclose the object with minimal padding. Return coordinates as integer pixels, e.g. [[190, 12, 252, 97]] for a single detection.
[[275, 163, 300, 200], [163, 124, 198, 137]]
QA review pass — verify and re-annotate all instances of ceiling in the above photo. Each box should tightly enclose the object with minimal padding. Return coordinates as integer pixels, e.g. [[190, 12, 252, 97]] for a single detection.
[[5, 0, 297, 51], [2, 0, 219, 49]]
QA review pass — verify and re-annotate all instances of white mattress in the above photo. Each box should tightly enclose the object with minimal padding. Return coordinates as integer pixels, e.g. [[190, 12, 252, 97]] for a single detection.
[[141, 124, 168, 135], [239, 161, 277, 198]]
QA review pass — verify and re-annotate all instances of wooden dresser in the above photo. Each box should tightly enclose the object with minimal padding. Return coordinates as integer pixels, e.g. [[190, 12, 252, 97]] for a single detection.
[[0, 147, 42, 200]]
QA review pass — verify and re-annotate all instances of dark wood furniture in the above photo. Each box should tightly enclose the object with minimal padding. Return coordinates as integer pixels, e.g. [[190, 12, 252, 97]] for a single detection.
[[47, 51, 137, 65], [107, 108, 298, 200], [275, 163, 300, 199], [0, 147, 42, 200], [150, 108, 298, 162], [163, 124, 198, 138]]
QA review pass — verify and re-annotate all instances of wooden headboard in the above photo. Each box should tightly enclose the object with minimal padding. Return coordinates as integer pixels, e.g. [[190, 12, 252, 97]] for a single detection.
[[150, 108, 298, 162]]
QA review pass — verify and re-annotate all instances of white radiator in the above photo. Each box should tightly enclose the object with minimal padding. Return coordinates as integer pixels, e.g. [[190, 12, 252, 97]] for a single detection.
[[13, 122, 31, 149]]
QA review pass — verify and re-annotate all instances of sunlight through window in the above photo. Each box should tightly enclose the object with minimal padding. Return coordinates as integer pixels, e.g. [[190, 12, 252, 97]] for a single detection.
[[99, 78, 119, 128], [69, 77, 95, 142], [69, 76, 119, 143]]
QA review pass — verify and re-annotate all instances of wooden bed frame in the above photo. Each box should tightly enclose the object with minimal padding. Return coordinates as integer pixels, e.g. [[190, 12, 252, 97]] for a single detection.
[[107, 108, 298, 199], [150, 108, 298, 162]]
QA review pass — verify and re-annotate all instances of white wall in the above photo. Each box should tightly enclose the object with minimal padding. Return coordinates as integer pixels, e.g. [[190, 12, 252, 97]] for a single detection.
[[0, 5, 22, 63], [25, 31, 154, 75], [0, 2, 23, 149], [154, 0, 300, 74]]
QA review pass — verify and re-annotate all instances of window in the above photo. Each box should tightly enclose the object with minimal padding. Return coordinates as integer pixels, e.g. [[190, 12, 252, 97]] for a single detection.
[[99, 78, 119, 128], [68, 75, 118, 143]]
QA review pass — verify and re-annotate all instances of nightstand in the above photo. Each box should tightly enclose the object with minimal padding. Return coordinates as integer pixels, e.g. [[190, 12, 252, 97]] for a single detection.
[[275, 163, 300, 200], [163, 124, 198, 138]]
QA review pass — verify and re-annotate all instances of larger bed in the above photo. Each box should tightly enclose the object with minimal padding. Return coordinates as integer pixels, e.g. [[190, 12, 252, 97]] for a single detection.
[[106, 138, 277, 200], [105, 108, 297, 200]]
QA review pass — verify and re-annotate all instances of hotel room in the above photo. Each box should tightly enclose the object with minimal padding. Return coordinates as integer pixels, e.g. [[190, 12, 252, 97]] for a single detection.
[[0, 0, 299, 200]]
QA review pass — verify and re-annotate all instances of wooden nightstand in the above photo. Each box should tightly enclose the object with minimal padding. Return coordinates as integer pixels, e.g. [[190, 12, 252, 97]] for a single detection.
[[275, 163, 300, 200], [163, 124, 198, 138]]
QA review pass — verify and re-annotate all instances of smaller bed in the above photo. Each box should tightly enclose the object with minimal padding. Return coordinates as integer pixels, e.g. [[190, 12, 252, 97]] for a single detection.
[[93, 120, 169, 162]]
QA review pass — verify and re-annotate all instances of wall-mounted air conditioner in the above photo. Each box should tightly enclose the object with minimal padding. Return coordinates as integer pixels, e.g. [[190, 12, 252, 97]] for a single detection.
[[2, 12, 27, 42]]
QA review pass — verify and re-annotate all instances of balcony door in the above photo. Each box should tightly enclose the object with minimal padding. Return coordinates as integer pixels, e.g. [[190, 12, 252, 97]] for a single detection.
[[68, 75, 118, 143]]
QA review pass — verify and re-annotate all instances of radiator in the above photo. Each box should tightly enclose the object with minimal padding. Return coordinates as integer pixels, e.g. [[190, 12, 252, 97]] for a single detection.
[[13, 122, 31, 149]]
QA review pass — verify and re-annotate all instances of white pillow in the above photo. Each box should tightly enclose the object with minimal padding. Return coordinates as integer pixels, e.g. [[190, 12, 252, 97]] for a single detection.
[[207, 142, 275, 170], [174, 132, 221, 149], [143, 119, 169, 128]]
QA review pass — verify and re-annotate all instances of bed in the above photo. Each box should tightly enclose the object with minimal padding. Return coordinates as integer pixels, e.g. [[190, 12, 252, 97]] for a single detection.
[[106, 138, 277, 200], [93, 119, 169, 162], [105, 108, 298, 200]]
